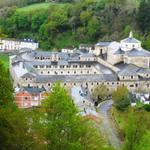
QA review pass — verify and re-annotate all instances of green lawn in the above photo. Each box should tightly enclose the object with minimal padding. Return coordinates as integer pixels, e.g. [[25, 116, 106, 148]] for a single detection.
[[17, 2, 71, 12], [0, 54, 9, 69]]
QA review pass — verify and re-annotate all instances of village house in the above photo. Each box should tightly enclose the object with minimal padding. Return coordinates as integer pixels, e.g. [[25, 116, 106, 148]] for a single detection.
[[15, 87, 48, 108], [0, 38, 39, 52], [131, 93, 150, 106]]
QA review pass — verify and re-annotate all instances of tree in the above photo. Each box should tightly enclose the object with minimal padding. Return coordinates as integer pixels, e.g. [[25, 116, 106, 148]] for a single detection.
[[0, 61, 14, 106], [42, 82, 113, 150], [123, 110, 147, 150], [0, 61, 39, 150], [87, 17, 100, 39], [138, 0, 150, 33], [112, 86, 130, 111], [0, 107, 38, 150], [92, 85, 108, 104]]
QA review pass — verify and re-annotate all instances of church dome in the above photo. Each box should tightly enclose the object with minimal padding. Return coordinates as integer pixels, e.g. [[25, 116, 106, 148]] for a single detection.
[[120, 31, 141, 52]]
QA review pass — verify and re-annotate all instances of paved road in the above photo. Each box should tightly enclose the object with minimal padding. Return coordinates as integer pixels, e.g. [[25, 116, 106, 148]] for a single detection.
[[98, 100, 122, 150]]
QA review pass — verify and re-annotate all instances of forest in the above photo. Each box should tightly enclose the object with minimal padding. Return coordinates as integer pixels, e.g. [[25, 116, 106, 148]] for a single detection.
[[0, 0, 150, 50]]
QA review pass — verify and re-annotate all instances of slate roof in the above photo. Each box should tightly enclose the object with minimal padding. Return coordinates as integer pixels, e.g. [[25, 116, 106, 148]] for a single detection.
[[125, 49, 150, 57], [118, 64, 141, 76], [121, 37, 140, 43], [57, 60, 68, 66], [114, 48, 125, 55], [95, 42, 111, 47], [138, 68, 150, 74], [36, 74, 118, 83], [23, 87, 46, 94], [21, 72, 36, 78], [26, 61, 52, 66], [108, 41, 120, 52]]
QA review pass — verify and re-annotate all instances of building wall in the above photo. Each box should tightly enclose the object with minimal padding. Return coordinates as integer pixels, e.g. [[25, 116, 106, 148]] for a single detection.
[[15, 92, 32, 108], [94, 46, 108, 56], [120, 41, 141, 51], [0, 39, 38, 51], [125, 56, 149, 68], [16, 76, 150, 96], [107, 53, 123, 65], [118, 75, 139, 81]]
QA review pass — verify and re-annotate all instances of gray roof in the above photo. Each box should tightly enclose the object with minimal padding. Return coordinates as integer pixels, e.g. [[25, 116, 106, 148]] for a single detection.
[[21, 73, 36, 78], [121, 37, 140, 43], [57, 60, 68, 66], [126, 49, 150, 57], [115, 63, 128, 70], [36, 74, 118, 83], [80, 53, 94, 57], [138, 68, 150, 74], [95, 42, 111, 47], [118, 64, 140, 76], [114, 48, 125, 55], [26, 61, 52, 66], [23, 87, 46, 94], [11, 55, 23, 64]]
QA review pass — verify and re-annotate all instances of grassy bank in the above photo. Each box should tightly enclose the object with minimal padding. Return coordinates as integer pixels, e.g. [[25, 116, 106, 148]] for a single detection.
[[17, 2, 71, 12], [0, 53, 9, 69]]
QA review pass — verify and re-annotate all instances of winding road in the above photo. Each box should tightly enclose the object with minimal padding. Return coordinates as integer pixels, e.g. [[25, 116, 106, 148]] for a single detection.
[[98, 100, 122, 150]]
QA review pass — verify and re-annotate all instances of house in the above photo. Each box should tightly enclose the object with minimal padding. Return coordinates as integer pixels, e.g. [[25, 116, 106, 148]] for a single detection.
[[131, 93, 150, 106], [79, 44, 94, 53], [15, 87, 48, 108], [0, 38, 38, 52], [94, 42, 110, 56], [61, 46, 76, 53]]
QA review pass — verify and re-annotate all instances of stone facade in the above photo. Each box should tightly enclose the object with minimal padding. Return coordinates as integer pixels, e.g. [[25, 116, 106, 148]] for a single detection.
[[10, 32, 150, 104]]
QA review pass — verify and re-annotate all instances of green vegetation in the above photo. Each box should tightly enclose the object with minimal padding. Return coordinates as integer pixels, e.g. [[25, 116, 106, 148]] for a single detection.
[[112, 86, 131, 111], [0, 60, 13, 105], [0, 60, 38, 149], [112, 107, 150, 150], [40, 82, 113, 150], [0, 0, 46, 8], [17, 2, 71, 12], [1, 0, 148, 50], [92, 85, 108, 104], [0, 54, 9, 69], [143, 104, 150, 111]]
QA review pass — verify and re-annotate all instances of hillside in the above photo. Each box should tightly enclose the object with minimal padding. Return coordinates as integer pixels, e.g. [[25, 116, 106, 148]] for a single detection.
[[0, 0, 150, 51], [17, 2, 71, 12]]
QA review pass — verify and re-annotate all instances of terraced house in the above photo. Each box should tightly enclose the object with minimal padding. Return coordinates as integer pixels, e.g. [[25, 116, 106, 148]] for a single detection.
[[10, 32, 150, 107]]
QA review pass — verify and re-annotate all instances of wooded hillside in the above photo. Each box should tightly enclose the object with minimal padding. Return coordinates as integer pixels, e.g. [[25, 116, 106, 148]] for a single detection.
[[0, 0, 150, 51]]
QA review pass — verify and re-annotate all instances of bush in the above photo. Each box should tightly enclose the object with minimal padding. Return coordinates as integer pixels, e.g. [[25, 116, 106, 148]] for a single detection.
[[112, 86, 131, 111], [143, 104, 150, 111]]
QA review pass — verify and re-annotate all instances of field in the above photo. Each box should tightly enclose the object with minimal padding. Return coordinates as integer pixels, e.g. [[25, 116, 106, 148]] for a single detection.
[[17, 2, 71, 12], [0, 53, 9, 69]]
